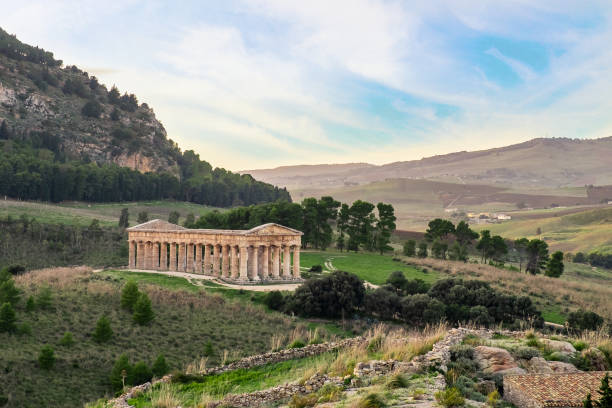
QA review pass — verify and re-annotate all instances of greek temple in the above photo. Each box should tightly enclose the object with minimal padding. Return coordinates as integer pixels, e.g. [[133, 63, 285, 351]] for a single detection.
[[126, 220, 303, 282]]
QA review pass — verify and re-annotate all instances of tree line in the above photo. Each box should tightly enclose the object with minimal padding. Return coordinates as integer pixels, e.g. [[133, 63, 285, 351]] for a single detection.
[[403, 218, 565, 277], [193, 198, 396, 252], [0, 27, 62, 66], [0, 135, 290, 207]]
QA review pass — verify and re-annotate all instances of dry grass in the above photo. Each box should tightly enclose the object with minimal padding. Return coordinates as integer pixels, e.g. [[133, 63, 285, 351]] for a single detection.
[[14, 265, 92, 288], [404, 257, 612, 320], [151, 383, 181, 408]]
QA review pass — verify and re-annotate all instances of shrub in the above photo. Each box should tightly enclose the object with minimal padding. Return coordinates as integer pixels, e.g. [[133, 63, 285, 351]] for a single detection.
[[36, 286, 53, 309], [60, 332, 74, 347], [0, 302, 17, 333], [403, 240, 416, 257], [288, 393, 318, 408], [110, 354, 131, 391], [514, 347, 540, 360], [386, 373, 409, 389], [133, 292, 154, 325], [567, 310, 604, 331], [448, 357, 479, 376], [121, 281, 139, 311], [203, 341, 214, 357], [526, 338, 541, 348], [92, 315, 113, 343], [152, 354, 169, 378], [572, 340, 588, 352], [25, 295, 35, 312], [549, 351, 571, 363], [288, 339, 306, 349], [487, 390, 501, 407], [81, 100, 103, 118], [317, 384, 343, 402], [263, 290, 285, 311], [309, 265, 323, 273], [358, 393, 387, 408], [38, 346, 55, 369], [435, 387, 465, 407], [131, 362, 153, 385], [450, 344, 474, 361]]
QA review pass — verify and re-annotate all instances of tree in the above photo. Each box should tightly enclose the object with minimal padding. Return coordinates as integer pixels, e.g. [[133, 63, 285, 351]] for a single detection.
[[585, 393, 594, 408], [0, 269, 21, 306], [0, 120, 10, 139], [93, 315, 113, 343], [545, 251, 564, 277], [81, 100, 102, 118], [345, 200, 376, 252], [133, 292, 154, 325], [490, 235, 508, 263], [168, 211, 180, 224], [454, 221, 478, 247], [594, 373, 612, 408], [131, 361, 153, 385], [36, 286, 53, 309], [425, 219, 455, 242], [108, 85, 121, 104], [137, 211, 149, 224], [203, 341, 214, 357], [417, 242, 428, 258], [110, 107, 120, 121], [567, 309, 604, 331], [476, 230, 493, 263], [0, 302, 17, 333], [514, 238, 529, 272], [526, 239, 549, 274], [110, 354, 131, 391], [121, 281, 140, 311], [38, 346, 55, 369], [183, 213, 195, 228], [337, 204, 350, 235], [386, 271, 408, 295], [152, 354, 169, 377], [573, 252, 587, 263], [374, 203, 396, 254], [448, 242, 468, 262], [119, 208, 129, 229], [403, 240, 416, 257], [431, 239, 448, 259], [336, 233, 345, 252], [263, 290, 284, 310]]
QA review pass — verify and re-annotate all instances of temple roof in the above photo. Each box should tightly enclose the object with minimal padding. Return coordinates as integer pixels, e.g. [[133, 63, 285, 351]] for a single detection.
[[127, 220, 302, 235]]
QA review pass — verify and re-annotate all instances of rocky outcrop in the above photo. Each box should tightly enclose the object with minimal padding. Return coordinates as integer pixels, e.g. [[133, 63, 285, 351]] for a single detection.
[[474, 346, 519, 374], [540, 339, 576, 354], [525, 357, 580, 374]]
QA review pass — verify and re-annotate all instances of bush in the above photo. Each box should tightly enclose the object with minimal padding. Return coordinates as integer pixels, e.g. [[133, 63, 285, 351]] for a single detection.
[[514, 347, 540, 360], [152, 354, 169, 378], [92, 315, 113, 343], [133, 292, 154, 325], [203, 341, 214, 357], [567, 309, 604, 331], [358, 393, 387, 408], [121, 281, 139, 311], [403, 240, 416, 257], [288, 393, 318, 408], [435, 387, 465, 407], [25, 295, 35, 312], [38, 346, 55, 369], [36, 286, 53, 309], [263, 290, 285, 311], [59, 332, 74, 347], [309, 265, 323, 273], [386, 373, 409, 389], [288, 339, 306, 349], [0, 302, 17, 333], [450, 344, 474, 361], [81, 100, 103, 118], [131, 361, 153, 385]]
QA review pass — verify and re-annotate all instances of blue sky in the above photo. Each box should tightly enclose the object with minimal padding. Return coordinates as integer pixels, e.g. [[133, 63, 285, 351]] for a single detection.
[[1, 1, 611, 170]]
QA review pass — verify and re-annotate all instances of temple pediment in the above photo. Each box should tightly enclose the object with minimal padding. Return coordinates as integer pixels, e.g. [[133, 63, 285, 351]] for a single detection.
[[245, 223, 303, 236], [127, 219, 185, 231]]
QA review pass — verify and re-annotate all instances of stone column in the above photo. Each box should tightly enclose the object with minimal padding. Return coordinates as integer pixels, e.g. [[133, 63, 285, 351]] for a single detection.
[[203, 244, 210, 275], [153, 242, 160, 270], [282, 245, 291, 278], [160, 242, 167, 270], [128, 241, 136, 268], [222, 245, 230, 278], [136, 242, 144, 269], [178, 243, 186, 272], [239, 246, 248, 280], [186, 243, 194, 272], [292, 246, 300, 278], [250, 245, 260, 281], [195, 244, 202, 274], [271, 245, 280, 279], [231, 245, 240, 279], [212, 244, 220, 276], [261, 245, 269, 280], [169, 243, 177, 271]]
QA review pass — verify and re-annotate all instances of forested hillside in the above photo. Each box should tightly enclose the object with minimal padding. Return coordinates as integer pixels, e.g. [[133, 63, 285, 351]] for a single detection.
[[0, 27, 290, 206]]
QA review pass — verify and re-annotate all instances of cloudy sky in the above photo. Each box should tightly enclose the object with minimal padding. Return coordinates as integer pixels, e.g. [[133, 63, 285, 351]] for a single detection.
[[2, 1, 611, 170]]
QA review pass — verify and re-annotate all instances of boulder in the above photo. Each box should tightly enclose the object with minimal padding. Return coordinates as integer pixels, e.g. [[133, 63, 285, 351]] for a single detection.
[[497, 367, 527, 376], [548, 361, 579, 373], [474, 346, 518, 373], [540, 339, 576, 354], [526, 357, 553, 374]]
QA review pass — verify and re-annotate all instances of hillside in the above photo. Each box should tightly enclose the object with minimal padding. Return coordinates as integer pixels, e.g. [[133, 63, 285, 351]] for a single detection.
[[243, 137, 612, 190], [0, 27, 290, 207]]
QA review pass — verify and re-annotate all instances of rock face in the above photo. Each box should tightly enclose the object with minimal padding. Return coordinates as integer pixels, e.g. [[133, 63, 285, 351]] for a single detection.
[[474, 346, 519, 374], [525, 357, 579, 374], [540, 339, 576, 354]]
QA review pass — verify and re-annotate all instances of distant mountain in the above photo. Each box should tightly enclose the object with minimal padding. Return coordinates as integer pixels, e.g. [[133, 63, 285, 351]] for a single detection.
[[0, 27, 290, 206], [243, 137, 612, 191]]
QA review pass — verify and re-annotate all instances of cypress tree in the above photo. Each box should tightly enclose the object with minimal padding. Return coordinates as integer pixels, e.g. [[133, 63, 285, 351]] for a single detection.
[[119, 208, 129, 229], [133, 293, 154, 325], [92, 315, 113, 343]]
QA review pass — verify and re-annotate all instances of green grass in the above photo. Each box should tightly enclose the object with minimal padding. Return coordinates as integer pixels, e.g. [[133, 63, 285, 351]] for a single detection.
[[539, 304, 566, 325], [301, 250, 439, 285], [128, 352, 337, 407], [1, 270, 297, 407]]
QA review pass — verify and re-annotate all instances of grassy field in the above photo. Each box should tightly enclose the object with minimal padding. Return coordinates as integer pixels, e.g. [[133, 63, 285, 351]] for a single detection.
[[0, 199, 222, 227], [301, 250, 438, 284], [0, 267, 313, 408], [474, 206, 612, 254]]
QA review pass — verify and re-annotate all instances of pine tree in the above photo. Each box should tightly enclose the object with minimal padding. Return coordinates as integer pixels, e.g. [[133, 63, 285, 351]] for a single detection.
[[25, 295, 35, 312], [38, 345, 55, 369], [92, 315, 113, 343], [595, 373, 612, 408], [585, 393, 594, 408], [133, 293, 154, 325], [152, 354, 169, 377], [110, 354, 132, 391], [0, 302, 17, 333], [403, 240, 416, 257], [121, 281, 140, 311], [119, 208, 129, 229], [545, 251, 564, 278]]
